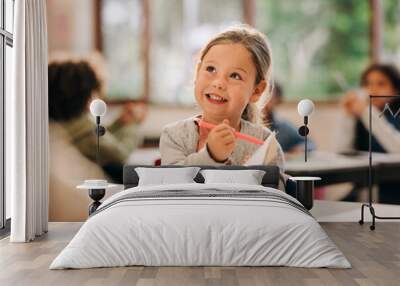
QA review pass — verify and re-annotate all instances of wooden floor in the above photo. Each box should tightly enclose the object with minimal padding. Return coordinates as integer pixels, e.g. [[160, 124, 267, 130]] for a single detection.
[[0, 222, 399, 286]]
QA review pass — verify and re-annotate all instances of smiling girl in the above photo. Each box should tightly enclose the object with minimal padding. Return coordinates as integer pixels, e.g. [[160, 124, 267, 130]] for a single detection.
[[159, 26, 284, 172]]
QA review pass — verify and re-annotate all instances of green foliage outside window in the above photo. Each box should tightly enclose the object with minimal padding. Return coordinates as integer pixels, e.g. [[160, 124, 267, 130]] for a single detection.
[[256, 0, 370, 101], [383, 0, 400, 60]]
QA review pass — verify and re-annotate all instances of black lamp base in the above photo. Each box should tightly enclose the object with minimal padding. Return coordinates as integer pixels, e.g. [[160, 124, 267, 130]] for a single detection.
[[294, 180, 314, 210], [88, 189, 105, 215]]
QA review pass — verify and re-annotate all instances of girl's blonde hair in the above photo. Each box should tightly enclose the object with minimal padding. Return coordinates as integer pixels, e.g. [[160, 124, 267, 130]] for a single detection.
[[195, 25, 273, 124]]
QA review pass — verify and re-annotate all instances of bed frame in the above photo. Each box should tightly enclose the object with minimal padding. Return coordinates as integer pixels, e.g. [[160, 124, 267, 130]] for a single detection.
[[123, 165, 310, 209]]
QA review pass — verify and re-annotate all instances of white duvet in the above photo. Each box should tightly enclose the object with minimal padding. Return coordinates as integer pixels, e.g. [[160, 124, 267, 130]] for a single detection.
[[50, 183, 351, 269]]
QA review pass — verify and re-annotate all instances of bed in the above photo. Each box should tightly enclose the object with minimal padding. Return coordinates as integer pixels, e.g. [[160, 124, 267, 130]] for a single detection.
[[50, 165, 350, 269]]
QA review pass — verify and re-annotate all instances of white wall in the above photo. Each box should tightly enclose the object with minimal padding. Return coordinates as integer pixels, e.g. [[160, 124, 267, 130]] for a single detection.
[[47, 0, 95, 54]]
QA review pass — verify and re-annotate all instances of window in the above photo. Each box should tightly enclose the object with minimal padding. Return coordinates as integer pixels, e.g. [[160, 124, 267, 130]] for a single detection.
[[100, 0, 398, 103], [255, 0, 370, 101], [1, 0, 14, 231], [383, 0, 400, 64], [101, 0, 144, 100], [5, 0, 13, 33]]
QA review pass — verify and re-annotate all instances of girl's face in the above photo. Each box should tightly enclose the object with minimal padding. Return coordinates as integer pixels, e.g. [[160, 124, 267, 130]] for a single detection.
[[195, 43, 266, 126], [364, 70, 397, 108]]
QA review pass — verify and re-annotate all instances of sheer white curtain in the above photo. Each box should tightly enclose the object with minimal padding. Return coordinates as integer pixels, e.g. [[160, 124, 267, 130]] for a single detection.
[[7, 0, 48, 242]]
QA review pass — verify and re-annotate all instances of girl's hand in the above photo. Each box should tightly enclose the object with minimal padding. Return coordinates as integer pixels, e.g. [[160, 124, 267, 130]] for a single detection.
[[207, 119, 236, 162]]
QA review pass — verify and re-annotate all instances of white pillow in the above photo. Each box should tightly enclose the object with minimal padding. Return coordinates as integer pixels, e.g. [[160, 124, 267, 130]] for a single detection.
[[200, 169, 266, 185], [135, 167, 201, 186]]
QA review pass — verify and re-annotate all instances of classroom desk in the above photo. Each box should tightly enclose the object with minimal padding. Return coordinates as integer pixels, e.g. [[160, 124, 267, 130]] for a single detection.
[[356, 153, 400, 184], [285, 152, 371, 187], [285, 151, 400, 187]]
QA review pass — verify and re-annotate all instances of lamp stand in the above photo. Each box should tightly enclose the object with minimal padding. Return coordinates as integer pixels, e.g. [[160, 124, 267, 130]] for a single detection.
[[298, 116, 309, 162], [359, 95, 400, 230], [95, 116, 106, 166]]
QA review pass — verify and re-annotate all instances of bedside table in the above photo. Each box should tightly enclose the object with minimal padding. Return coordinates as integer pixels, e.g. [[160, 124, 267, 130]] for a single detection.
[[289, 177, 321, 210], [77, 181, 119, 215]]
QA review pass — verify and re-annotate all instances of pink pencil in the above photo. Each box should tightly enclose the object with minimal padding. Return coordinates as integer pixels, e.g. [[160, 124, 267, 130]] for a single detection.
[[198, 120, 264, 145]]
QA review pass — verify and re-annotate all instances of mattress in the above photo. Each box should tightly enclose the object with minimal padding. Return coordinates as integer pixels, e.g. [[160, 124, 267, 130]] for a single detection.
[[50, 183, 350, 269]]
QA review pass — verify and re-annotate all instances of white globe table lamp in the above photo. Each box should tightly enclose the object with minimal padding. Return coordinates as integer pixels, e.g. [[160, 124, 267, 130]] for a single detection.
[[297, 99, 315, 162]]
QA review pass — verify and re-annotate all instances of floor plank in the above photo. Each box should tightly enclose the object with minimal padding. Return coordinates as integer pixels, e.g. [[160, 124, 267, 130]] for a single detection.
[[0, 222, 399, 286]]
